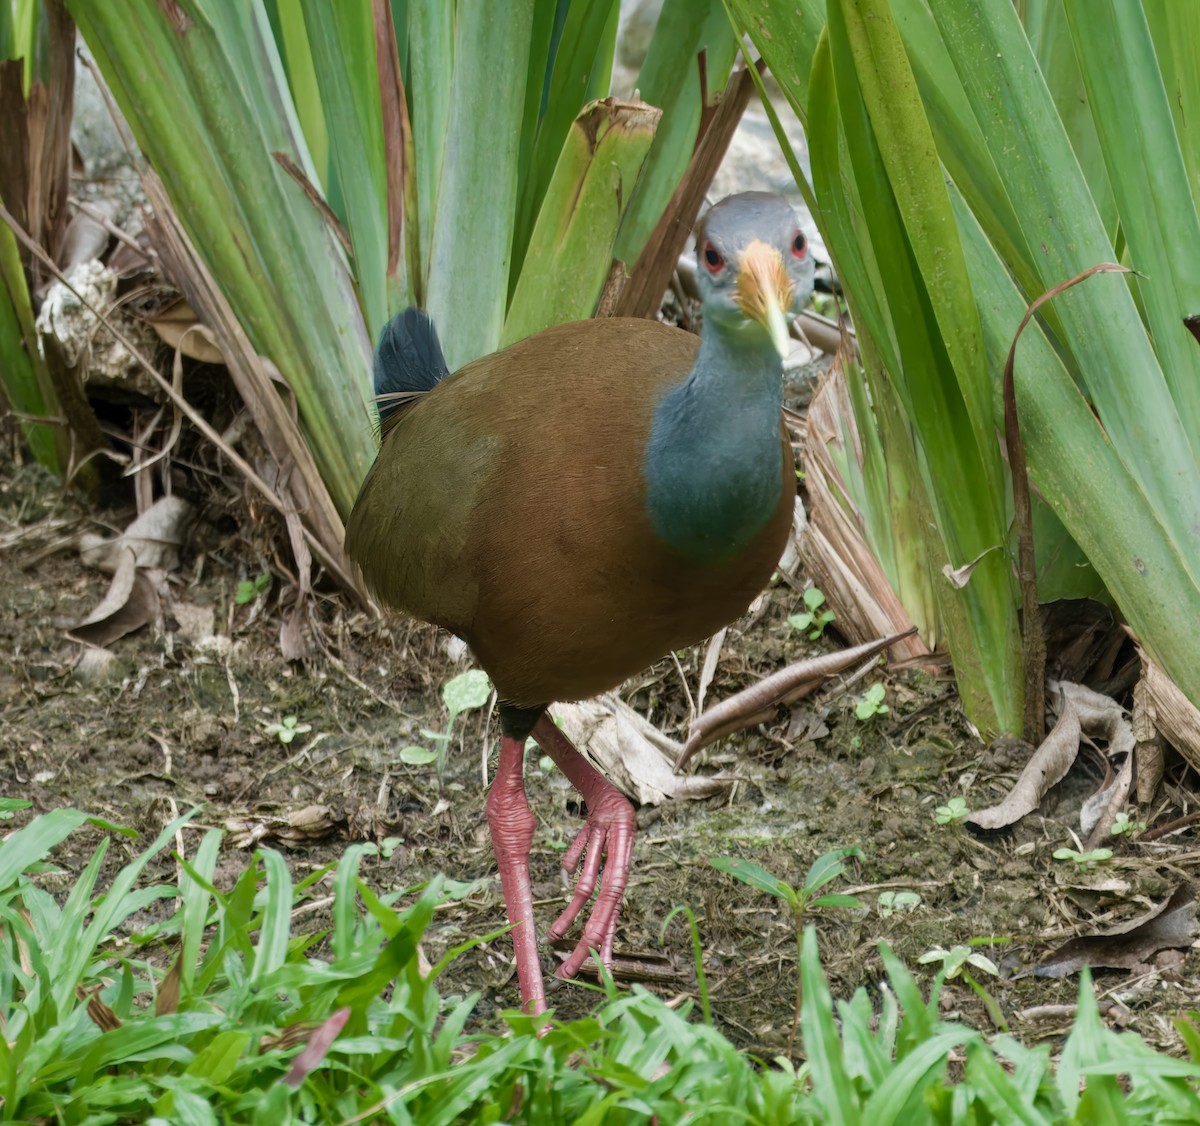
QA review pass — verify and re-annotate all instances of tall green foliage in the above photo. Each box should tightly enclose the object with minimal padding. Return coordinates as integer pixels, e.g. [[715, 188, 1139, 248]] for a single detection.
[[733, 0, 1200, 724], [68, 1, 737, 520]]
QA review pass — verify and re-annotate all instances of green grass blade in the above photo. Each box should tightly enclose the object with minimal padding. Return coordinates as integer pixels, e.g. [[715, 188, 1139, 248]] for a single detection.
[[1144, 0, 1200, 211], [812, 6, 1022, 733], [928, 0, 1200, 573], [956, 188, 1200, 706], [250, 848, 292, 986], [511, 0, 618, 284], [0, 220, 63, 473], [406, 0, 452, 302], [1022, 0, 1116, 237], [0, 808, 90, 889], [179, 829, 221, 992], [299, 0, 391, 343], [265, 0, 329, 189], [800, 926, 861, 1124], [728, 0, 825, 122]]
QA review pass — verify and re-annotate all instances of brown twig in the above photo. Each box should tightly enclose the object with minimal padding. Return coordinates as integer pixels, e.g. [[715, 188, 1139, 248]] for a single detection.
[[675, 628, 916, 770], [1002, 262, 1132, 744]]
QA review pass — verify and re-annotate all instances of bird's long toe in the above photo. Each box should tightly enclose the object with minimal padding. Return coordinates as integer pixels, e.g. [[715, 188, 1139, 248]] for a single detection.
[[547, 790, 636, 979]]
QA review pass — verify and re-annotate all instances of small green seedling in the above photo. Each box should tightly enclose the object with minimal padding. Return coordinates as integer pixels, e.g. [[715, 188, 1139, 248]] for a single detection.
[[1111, 811, 1146, 838], [855, 682, 889, 722], [878, 890, 922, 917], [1053, 846, 1114, 873], [919, 944, 999, 980], [712, 847, 863, 1056], [919, 943, 1006, 1030], [398, 745, 438, 765], [935, 797, 971, 825], [788, 586, 836, 640], [364, 836, 404, 859], [0, 798, 31, 820], [264, 715, 311, 745], [406, 668, 494, 782], [235, 571, 271, 605]]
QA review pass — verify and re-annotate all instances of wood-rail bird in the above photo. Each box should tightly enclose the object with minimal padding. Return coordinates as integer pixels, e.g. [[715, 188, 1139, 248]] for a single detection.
[[345, 191, 815, 1014]]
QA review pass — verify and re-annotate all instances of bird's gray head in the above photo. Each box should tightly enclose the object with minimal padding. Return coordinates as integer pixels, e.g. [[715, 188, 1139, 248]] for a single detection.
[[694, 192, 815, 355]]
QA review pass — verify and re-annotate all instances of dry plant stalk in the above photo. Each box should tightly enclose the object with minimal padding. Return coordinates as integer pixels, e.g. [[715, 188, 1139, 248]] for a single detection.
[[800, 363, 931, 662], [140, 173, 361, 600]]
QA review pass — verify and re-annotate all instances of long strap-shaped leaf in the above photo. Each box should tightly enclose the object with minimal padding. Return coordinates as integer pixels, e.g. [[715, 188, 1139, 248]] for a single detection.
[[928, 0, 1200, 581], [816, 4, 1022, 735], [69, 0, 376, 516], [1064, 0, 1200, 455]]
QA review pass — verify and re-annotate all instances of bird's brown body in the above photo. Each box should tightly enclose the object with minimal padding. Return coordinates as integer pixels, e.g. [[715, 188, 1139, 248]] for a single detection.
[[346, 316, 794, 708], [347, 192, 813, 1014]]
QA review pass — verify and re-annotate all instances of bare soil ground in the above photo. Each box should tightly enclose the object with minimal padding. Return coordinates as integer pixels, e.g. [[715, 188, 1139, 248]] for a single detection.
[[2, 442, 1197, 1060]]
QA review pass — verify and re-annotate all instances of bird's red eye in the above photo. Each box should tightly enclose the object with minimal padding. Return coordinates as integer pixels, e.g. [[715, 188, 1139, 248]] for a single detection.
[[703, 242, 725, 274], [792, 230, 807, 259]]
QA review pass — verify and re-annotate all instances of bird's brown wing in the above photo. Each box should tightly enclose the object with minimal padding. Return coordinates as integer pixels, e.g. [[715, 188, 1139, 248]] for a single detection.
[[345, 318, 698, 644]]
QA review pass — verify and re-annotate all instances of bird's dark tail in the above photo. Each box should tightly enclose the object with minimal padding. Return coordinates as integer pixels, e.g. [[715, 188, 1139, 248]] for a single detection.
[[374, 307, 449, 434]]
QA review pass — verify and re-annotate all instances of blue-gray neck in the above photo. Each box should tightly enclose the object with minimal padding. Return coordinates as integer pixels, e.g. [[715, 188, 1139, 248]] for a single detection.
[[644, 324, 785, 566]]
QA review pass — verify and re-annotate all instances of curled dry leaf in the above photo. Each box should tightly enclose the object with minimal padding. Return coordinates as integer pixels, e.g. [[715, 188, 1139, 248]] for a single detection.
[[942, 545, 1003, 591], [145, 299, 225, 364], [1033, 885, 1197, 978], [967, 697, 1081, 831], [1082, 752, 1134, 846], [551, 695, 733, 806], [226, 805, 337, 849], [79, 495, 194, 572], [1052, 680, 1135, 759], [68, 547, 160, 648]]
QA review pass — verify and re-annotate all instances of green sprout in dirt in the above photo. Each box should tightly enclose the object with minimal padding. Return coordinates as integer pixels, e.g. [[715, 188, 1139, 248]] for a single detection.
[[855, 682, 889, 722], [235, 571, 271, 605], [1053, 846, 1114, 873], [264, 715, 311, 745], [788, 586, 836, 640], [712, 846, 863, 1057], [0, 798, 31, 821], [935, 796, 971, 825], [1111, 811, 1147, 839], [919, 943, 1007, 1030], [400, 669, 493, 782], [878, 890, 922, 917]]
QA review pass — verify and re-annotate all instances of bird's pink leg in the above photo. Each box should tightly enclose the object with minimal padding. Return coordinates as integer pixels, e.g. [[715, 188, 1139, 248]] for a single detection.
[[533, 713, 636, 980], [485, 734, 545, 1014]]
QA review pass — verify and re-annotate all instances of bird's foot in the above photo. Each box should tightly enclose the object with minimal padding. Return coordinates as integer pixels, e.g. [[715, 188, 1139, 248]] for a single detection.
[[533, 714, 636, 980]]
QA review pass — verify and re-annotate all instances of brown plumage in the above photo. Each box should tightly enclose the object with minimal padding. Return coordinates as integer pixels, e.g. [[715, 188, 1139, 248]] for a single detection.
[[346, 317, 794, 707], [345, 192, 814, 1014]]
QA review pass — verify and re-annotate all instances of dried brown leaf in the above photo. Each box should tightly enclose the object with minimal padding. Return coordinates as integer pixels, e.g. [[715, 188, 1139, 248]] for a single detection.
[[967, 697, 1081, 830], [552, 696, 732, 805], [79, 495, 194, 572], [155, 956, 183, 1016], [1034, 885, 1197, 978], [146, 300, 225, 364], [677, 628, 916, 769], [68, 547, 160, 646], [282, 1008, 351, 1088]]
